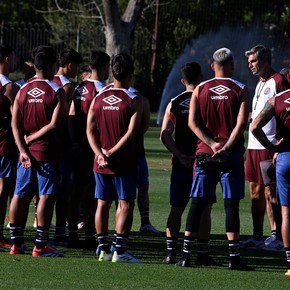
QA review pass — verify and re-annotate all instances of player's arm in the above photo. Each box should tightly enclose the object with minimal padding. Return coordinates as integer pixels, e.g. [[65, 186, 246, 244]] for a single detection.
[[106, 95, 143, 157], [63, 83, 76, 105], [251, 97, 279, 152], [218, 86, 250, 154], [26, 88, 68, 145], [188, 86, 216, 148], [12, 91, 31, 168], [160, 102, 193, 168], [86, 98, 108, 168], [5, 82, 19, 112]]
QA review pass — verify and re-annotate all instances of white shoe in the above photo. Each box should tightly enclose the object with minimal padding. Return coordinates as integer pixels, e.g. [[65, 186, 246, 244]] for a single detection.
[[98, 250, 113, 261], [112, 251, 142, 263], [139, 224, 162, 235], [263, 239, 284, 252], [241, 237, 264, 249]]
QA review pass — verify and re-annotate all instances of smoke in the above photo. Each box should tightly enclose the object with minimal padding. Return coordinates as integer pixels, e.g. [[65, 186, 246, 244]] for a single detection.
[[157, 25, 290, 125]]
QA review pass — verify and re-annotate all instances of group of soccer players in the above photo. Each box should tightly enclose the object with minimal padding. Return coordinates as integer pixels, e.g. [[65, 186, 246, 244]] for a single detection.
[[1, 43, 290, 275], [160, 45, 290, 276], [0, 44, 159, 261]]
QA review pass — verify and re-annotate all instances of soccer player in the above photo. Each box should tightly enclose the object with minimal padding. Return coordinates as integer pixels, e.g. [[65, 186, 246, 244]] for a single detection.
[[160, 62, 215, 265], [52, 48, 83, 246], [9, 45, 68, 257], [86, 53, 143, 263], [0, 45, 19, 248], [129, 86, 161, 235], [251, 88, 290, 276], [176, 48, 252, 270], [68, 50, 110, 248], [243, 45, 289, 250], [93, 81, 161, 237]]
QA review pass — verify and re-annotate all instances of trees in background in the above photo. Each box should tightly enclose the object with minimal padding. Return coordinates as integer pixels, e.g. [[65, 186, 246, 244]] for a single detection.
[[1, 0, 290, 110]]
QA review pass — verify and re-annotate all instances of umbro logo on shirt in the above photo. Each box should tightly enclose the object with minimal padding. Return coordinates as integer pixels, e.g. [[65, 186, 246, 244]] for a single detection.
[[209, 85, 230, 100], [179, 98, 190, 108], [77, 86, 88, 95], [284, 97, 290, 104], [209, 85, 230, 95], [27, 88, 45, 103], [103, 95, 122, 105], [102, 95, 122, 111]]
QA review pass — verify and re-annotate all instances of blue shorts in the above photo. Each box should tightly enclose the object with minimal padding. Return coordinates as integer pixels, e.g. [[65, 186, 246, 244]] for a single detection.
[[137, 156, 149, 186], [190, 151, 245, 202], [276, 152, 290, 206], [170, 166, 192, 208], [15, 161, 60, 196], [94, 173, 137, 200], [0, 154, 16, 178]]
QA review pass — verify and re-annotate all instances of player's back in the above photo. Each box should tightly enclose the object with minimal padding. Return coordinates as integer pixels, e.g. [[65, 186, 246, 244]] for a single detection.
[[18, 79, 62, 161], [171, 91, 198, 159], [93, 87, 138, 174], [196, 77, 245, 153]]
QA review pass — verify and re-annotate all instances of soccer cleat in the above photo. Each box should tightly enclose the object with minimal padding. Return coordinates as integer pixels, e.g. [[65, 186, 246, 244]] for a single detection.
[[110, 244, 116, 254], [264, 233, 276, 246], [0, 239, 11, 249], [112, 251, 142, 263], [98, 250, 113, 262], [175, 257, 190, 267], [163, 253, 176, 264], [285, 270, 290, 277], [241, 237, 264, 249], [95, 245, 101, 257], [195, 256, 220, 266], [139, 224, 162, 235], [262, 239, 284, 252], [229, 258, 254, 271], [32, 246, 64, 257], [51, 236, 69, 247], [10, 244, 25, 255]]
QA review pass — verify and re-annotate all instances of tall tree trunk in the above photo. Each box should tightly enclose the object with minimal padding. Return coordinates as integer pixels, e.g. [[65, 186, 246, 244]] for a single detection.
[[102, 0, 144, 56]]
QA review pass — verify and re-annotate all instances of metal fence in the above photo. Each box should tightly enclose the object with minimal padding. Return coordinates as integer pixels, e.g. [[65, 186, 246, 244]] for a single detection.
[[0, 21, 152, 74]]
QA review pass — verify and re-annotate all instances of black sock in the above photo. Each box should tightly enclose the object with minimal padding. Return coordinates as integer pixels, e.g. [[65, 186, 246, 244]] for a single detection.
[[10, 223, 24, 246], [181, 235, 194, 260], [97, 233, 110, 253], [35, 226, 49, 249], [285, 247, 290, 270], [140, 208, 150, 227], [166, 237, 177, 256], [116, 234, 128, 255], [229, 239, 240, 263], [197, 239, 209, 260]]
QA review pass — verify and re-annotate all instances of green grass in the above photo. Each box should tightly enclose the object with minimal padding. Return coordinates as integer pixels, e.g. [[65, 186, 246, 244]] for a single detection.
[[0, 117, 289, 289]]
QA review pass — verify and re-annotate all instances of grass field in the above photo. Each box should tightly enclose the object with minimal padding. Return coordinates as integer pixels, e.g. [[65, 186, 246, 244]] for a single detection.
[[0, 117, 289, 289]]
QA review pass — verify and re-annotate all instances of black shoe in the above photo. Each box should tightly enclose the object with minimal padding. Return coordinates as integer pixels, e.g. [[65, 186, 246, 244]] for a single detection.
[[195, 256, 220, 266], [163, 254, 176, 264], [175, 257, 190, 267], [229, 259, 254, 271]]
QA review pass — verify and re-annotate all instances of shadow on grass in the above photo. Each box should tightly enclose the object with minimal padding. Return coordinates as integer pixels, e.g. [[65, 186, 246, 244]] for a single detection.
[[3, 227, 285, 272]]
